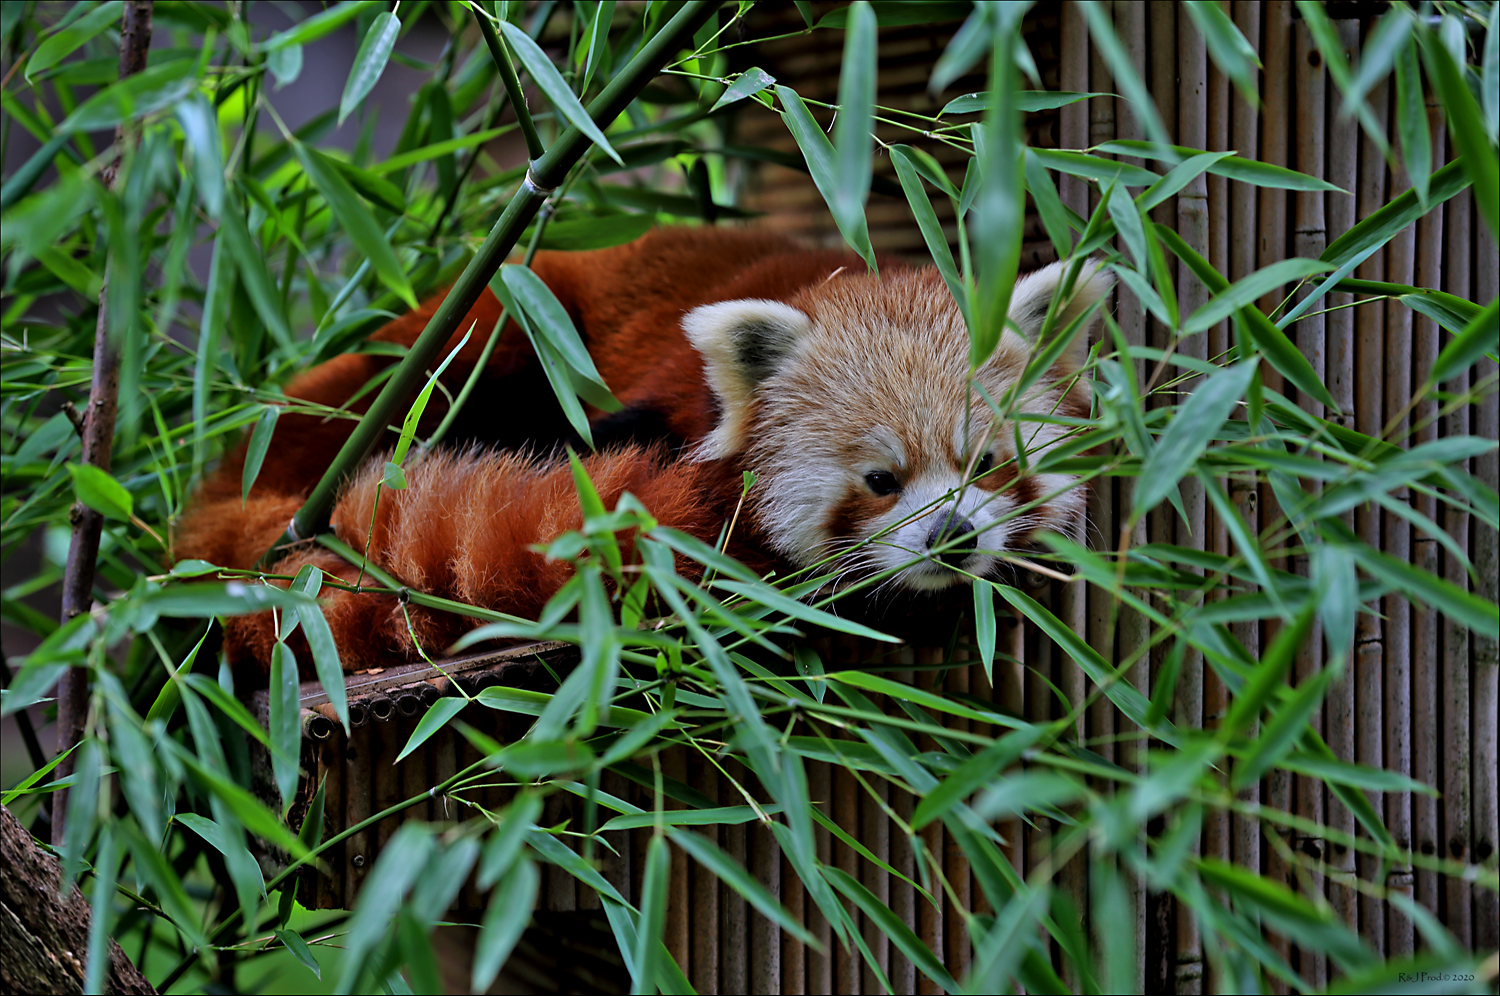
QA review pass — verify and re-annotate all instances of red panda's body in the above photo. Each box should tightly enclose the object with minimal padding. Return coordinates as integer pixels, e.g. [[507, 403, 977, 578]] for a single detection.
[[176, 227, 1107, 676]]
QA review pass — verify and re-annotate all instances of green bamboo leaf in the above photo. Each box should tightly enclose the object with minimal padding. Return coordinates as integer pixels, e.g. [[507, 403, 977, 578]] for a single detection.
[[1030, 147, 1160, 187], [500, 19, 622, 165], [1134, 360, 1257, 517], [602, 805, 782, 831], [776, 84, 876, 270], [971, 772, 1084, 821], [1394, 39, 1431, 206], [25, 2, 123, 83], [473, 859, 538, 992], [329, 156, 407, 214], [1096, 140, 1342, 191], [241, 406, 280, 503], [670, 828, 822, 948], [996, 584, 1166, 736], [1184, 258, 1333, 334], [911, 727, 1046, 829], [267, 43, 303, 89], [259, 0, 381, 51], [1343, 10, 1412, 120], [942, 90, 1108, 115], [297, 600, 349, 733], [68, 463, 132, 521], [1231, 666, 1333, 791], [1321, 158, 1470, 269], [396, 697, 467, 763], [500, 265, 615, 397], [83, 826, 121, 996], [709, 579, 897, 642], [1182, 0, 1260, 106], [335, 824, 435, 992], [268, 642, 300, 809], [1421, 25, 1500, 237], [1077, 3, 1175, 155], [173, 94, 224, 219], [293, 141, 416, 309], [826, 867, 957, 992], [1136, 150, 1235, 214], [274, 928, 321, 979], [340, 11, 399, 125], [711, 67, 776, 112], [833, 2, 877, 272], [1155, 223, 1339, 409], [971, 7, 1026, 367], [973, 579, 996, 683], [58, 58, 197, 134], [1107, 179, 1147, 270], [1023, 148, 1073, 258], [1430, 297, 1500, 385]]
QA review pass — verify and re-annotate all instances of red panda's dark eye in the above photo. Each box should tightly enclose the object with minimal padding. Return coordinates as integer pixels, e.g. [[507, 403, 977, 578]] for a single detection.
[[864, 471, 901, 496], [974, 451, 993, 476]]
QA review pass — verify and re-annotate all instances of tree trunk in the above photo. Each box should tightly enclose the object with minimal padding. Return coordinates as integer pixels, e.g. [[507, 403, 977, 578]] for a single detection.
[[0, 805, 156, 995]]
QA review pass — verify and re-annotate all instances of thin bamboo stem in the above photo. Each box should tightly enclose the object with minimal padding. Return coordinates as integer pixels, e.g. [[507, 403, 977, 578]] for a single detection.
[[54, 0, 155, 848]]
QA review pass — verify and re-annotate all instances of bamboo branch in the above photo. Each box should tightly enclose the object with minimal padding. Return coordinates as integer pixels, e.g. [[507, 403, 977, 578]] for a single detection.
[[53, 0, 155, 849], [267, 0, 722, 561]]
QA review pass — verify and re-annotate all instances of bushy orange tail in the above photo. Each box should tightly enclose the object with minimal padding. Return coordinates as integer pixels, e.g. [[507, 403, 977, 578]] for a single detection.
[[224, 447, 744, 678]]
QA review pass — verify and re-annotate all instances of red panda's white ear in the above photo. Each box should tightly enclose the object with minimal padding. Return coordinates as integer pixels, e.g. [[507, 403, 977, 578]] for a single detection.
[[682, 298, 812, 460], [1005, 259, 1114, 373]]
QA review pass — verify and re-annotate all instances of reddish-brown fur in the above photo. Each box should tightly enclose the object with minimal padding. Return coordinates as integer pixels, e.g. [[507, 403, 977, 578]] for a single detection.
[[176, 228, 877, 678]]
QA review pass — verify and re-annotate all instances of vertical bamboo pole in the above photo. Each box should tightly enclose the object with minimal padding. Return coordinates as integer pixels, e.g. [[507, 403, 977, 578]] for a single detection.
[[1438, 172, 1473, 949], [1352, 70, 1390, 958], [1228, 0, 1264, 901], [723, 768, 750, 994], [1176, 11, 1210, 992], [1470, 219, 1499, 954], [751, 820, 782, 995], [663, 747, 692, 974], [689, 751, 720, 993], [890, 658, 919, 996], [1259, 3, 1295, 984], [1382, 79, 1418, 959], [1410, 100, 1448, 927], [808, 759, 835, 994], [1110, 5, 1150, 986], [1292, 16, 1330, 988], [1324, 15, 1361, 946]]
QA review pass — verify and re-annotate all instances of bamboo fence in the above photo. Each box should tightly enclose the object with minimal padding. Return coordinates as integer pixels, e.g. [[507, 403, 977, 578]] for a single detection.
[[258, 2, 1497, 992]]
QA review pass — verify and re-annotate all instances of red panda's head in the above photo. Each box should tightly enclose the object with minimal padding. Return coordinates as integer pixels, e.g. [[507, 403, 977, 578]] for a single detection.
[[682, 261, 1111, 591]]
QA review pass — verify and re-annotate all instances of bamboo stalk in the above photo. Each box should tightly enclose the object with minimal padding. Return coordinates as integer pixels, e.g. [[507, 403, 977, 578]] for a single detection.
[[808, 758, 835, 994], [1175, 12, 1210, 992], [1438, 165, 1474, 950], [53, 0, 155, 847], [1352, 68, 1390, 958], [274, 0, 721, 553], [1259, 4, 1295, 986], [1202, 9, 1232, 990], [1382, 77, 1418, 956], [1470, 219, 1499, 954], [1228, 0, 1263, 893], [1410, 98, 1448, 929], [1323, 15, 1361, 947], [689, 751, 720, 992], [1108, 6, 1150, 986], [1291, 15, 1332, 987], [751, 819, 782, 994]]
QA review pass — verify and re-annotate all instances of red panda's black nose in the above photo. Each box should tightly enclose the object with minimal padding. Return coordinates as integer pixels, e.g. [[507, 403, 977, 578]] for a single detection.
[[926, 511, 975, 568]]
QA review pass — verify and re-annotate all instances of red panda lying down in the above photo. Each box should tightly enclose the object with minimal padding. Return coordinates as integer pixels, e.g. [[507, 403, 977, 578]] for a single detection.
[[176, 227, 1109, 675]]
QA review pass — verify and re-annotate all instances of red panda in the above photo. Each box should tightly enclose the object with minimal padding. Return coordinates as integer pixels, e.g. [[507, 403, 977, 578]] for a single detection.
[[175, 227, 1110, 675]]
